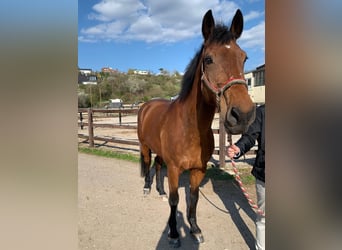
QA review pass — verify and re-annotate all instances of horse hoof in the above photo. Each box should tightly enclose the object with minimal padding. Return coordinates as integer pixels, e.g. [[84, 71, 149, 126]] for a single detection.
[[168, 237, 181, 248], [143, 188, 151, 195], [157, 188, 167, 196], [191, 232, 204, 244], [159, 194, 168, 201]]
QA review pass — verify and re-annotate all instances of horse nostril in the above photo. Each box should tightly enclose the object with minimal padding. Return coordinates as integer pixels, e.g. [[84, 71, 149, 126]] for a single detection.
[[226, 107, 240, 127], [231, 107, 240, 121]]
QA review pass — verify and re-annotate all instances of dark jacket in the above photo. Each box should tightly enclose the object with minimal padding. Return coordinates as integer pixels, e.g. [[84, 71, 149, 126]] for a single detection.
[[235, 104, 265, 182]]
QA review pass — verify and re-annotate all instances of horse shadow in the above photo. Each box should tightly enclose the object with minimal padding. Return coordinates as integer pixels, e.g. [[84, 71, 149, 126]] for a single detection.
[[204, 160, 257, 249], [149, 160, 256, 249]]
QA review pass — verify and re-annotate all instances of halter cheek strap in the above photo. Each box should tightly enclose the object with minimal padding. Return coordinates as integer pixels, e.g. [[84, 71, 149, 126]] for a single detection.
[[201, 66, 248, 110]]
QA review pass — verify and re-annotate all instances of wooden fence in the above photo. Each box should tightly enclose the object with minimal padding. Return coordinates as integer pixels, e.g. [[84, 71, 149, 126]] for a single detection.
[[78, 108, 255, 167]]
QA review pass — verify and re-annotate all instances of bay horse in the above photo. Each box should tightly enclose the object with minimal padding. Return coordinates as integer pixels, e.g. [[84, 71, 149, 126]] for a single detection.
[[137, 9, 256, 247]]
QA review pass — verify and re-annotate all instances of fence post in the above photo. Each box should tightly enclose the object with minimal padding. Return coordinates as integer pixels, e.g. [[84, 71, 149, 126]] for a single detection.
[[219, 116, 226, 168], [88, 108, 94, 147], [79, 112, 83, 130], [119, 108, 122, 125]]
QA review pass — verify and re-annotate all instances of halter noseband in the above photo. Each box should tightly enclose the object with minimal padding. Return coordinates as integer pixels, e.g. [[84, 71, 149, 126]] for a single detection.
[[201, 63, 248, 110]]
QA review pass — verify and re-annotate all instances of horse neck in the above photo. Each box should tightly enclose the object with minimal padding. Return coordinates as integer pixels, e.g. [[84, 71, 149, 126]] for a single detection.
[[183, 71, 216, 130]]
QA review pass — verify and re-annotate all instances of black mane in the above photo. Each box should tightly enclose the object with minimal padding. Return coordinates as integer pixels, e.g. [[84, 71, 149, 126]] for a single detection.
[[208, 23, 233, 44], [178, 46, 203, 101], [178, 24, 233, 101]]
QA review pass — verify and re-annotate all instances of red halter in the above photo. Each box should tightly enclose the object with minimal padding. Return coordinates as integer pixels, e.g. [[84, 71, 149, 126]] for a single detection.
[[201, 63, 248, 109], [201, 63, 247, 94]]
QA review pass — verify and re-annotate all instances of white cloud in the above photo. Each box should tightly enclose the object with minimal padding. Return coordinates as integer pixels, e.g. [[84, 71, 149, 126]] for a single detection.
[[212, 1, 240, 23], [79, 0, 264, 45], [126, 15, 162, 42], [80, 21, 127, 41], [78, 36, 98, 43], [90, 0, 147, 22], [239, 21, 265, 50], [244, 10, 264, 22]]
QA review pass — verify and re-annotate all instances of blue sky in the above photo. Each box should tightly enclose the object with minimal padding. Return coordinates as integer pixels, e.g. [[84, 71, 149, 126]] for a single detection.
[[78, 0, 264, 74]]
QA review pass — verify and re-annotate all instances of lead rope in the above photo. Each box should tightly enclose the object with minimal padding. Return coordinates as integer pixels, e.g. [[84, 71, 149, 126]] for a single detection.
[[227, 133, 265, 216]]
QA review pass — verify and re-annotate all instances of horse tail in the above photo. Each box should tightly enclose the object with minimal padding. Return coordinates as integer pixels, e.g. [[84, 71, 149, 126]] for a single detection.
[[140, 153, 146, 177], [140, 147, 151, 177]]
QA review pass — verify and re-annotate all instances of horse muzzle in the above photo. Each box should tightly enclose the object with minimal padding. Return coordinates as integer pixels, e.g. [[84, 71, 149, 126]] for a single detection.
[[224, 106, 256, 134]]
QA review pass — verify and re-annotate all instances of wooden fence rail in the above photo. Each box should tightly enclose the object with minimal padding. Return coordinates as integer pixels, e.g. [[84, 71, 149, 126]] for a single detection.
[[78, 108, 255, 167]]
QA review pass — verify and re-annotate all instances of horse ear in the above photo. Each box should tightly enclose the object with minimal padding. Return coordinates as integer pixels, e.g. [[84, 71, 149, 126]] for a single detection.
[[202, 10, 215, 41], [230, 9, 243, 39]]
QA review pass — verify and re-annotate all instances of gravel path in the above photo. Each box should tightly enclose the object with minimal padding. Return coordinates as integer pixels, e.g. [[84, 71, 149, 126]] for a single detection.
[[78, 153, 257, 250]]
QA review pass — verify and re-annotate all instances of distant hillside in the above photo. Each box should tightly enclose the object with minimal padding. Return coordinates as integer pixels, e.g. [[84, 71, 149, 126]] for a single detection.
[[78, 71, 182, 108]]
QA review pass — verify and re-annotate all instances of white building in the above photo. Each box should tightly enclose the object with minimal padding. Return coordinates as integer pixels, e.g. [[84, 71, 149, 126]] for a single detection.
[[133, 70, 149, 75], [244, 64, 265, 104], [79, 68, 92, 75], [78, 68, 97, 85]]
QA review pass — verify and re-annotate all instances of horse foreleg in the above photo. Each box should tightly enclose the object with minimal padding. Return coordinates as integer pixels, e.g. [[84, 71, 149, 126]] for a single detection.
[[188, 169, 205, 243], [154, 156, 166, 196], [167, 167, 181, 248]]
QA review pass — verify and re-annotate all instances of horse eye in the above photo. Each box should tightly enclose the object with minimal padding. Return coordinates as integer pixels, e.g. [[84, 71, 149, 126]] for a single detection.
[[204, 56, 213, 65], [244, 56, 249, 63]]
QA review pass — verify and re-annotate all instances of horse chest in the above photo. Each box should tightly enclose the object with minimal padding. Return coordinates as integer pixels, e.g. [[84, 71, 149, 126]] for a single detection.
[[161, 130, 213, 168]]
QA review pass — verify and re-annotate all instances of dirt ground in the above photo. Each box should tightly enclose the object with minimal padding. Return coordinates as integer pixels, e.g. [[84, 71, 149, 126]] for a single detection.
[[78, 112, 258, 249], [78, 153, 257, 250]]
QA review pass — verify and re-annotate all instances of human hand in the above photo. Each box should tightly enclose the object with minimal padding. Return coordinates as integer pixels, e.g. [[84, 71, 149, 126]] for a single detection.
[[226, 144, 240, 158]]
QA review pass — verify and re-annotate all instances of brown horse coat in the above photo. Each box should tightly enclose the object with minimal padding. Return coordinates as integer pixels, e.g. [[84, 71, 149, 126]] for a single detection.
[[137, 9, 255, 247]]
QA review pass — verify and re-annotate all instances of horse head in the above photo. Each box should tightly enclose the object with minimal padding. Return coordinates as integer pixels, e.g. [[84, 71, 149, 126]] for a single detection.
[[200, 9, 256, 134]]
